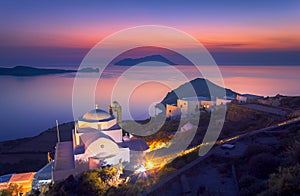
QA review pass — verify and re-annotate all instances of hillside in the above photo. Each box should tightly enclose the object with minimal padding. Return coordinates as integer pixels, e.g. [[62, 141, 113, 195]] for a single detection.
[[0, 122, 73, 176], [161, 78, 238, 105]]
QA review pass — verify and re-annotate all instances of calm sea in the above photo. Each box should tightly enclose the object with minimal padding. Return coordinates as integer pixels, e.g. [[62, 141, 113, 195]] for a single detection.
[[0, 65, 299, 141]]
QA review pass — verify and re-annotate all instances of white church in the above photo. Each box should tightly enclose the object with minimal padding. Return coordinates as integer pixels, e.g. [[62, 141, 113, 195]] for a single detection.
[[53, 102, 149, 182]]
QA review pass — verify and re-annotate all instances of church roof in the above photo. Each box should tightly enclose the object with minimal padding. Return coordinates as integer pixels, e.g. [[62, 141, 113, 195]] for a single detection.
[[102, 124, 121, 131], [80, 131, 115, 147], [0, 173, 13, 183], [9, 172, 36, 183], [80, 109, 114, 122], [34, 161, 53, 180], [118, 139, 149, 151], [84, 136, 120, 158]]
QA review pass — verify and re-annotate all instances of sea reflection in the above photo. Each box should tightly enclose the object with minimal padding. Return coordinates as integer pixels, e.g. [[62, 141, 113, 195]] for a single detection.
[[0, 65, 299, 141]]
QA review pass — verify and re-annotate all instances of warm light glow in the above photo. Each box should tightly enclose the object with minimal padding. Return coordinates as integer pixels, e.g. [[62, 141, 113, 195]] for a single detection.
[[145, 160, 154, 170], [216, 136, 240, 144], [148, 140, 167, 151], [135, 165, 146, 173], [147, 134, 173, 151]]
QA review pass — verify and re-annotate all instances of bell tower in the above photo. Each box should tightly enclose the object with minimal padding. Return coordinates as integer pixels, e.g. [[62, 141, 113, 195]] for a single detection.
[[109, 101, 125, 135]]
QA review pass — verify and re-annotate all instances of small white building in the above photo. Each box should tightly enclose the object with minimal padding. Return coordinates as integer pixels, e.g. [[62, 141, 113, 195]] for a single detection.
[[165, 96, 216, 118], [179, 97, 213, 115], [236, 95, 247, 103], [216, 98, 232, 106], [216, 96, 235, 106], [166, 104, 180, 118], [200, 100, 215, 110], [180, 122, 196, 133]]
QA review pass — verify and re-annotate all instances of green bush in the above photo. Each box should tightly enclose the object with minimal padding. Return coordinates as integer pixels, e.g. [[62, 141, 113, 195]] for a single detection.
[[260, 165, 300, 195], [77, 170, 107, 195], [46, 175, 77, 196], [45, 167, 119, 195], [105, 184, 140, 196]]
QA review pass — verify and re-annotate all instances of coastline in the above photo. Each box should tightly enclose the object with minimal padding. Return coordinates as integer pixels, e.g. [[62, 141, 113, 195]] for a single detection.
[[0, 122, 73, 176]]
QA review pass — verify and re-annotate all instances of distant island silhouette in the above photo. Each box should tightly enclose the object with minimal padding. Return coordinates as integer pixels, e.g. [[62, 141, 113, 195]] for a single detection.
[[0, 66, 99, 76], [114, 54, 177, 66]]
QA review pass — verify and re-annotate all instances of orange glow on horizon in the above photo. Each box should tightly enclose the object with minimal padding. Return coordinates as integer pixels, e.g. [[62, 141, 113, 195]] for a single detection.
[[14, 24, 300, 52]]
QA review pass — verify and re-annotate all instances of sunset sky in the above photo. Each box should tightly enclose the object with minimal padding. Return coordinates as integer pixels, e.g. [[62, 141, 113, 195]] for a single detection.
[[0, 0, 299, 66]]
